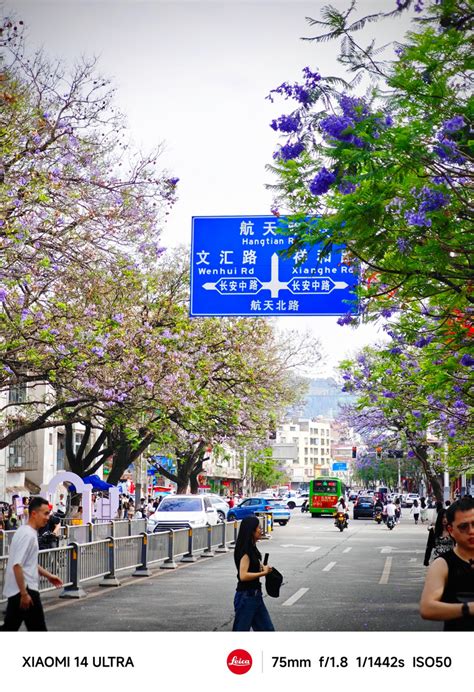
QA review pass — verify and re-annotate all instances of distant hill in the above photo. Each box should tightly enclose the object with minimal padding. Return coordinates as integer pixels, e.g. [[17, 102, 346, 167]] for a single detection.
[[291, 377, 354, 419]]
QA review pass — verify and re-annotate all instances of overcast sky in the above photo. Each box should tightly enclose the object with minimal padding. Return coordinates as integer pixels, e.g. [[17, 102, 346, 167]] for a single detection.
[[9, 0, 414, 376]]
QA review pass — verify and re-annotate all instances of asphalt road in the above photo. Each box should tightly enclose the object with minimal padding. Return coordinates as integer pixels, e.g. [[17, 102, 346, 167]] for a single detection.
[[35, 509, 441, 631]]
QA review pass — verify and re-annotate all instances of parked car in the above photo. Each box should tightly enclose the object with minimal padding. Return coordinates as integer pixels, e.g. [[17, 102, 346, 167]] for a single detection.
[[202, 494, 229, 522], [147, 495, 219, 533], [402, 493, 420, 508], [353, 496, 375, 519], [286, 493, 309, 510], [227, 497, 291, 526]]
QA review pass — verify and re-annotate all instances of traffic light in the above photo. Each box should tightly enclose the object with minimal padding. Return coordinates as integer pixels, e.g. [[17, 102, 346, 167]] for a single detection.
[[376, 446, 382, 460], [351, 446, 357, 458]]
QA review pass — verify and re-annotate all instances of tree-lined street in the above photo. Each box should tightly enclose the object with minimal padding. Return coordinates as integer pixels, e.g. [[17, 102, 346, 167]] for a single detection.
[[38, 512, 440, 631]]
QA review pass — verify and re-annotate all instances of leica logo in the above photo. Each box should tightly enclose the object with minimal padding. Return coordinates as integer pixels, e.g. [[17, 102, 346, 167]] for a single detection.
[[227, 649, 252, 674], [230, 656, 250, 666]]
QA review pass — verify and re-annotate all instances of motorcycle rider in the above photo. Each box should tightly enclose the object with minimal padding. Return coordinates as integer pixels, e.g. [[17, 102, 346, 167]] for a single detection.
[[385, 498, 397, 528], [335, 497, 349, 527], [374, 497, 384, 522]]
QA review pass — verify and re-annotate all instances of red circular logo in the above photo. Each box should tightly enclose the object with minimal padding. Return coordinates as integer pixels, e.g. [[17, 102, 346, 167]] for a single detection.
[[227, 649, 253, 675]]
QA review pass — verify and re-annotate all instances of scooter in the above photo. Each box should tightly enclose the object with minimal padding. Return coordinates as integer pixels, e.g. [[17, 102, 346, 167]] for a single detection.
[[387, 515, 395, 530], [334, 511, 347, 532], [374, 509, 383, 524]]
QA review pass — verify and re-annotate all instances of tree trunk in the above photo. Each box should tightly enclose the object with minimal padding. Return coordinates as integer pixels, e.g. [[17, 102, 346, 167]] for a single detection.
[[415, 445, 443, 502], [106, 429, 154, 486]]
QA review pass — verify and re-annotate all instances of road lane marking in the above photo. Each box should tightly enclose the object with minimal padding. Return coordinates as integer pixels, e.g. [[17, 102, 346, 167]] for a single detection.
[[343, 547, 352, 553], [281, 544, 321, 550], [305, 547, 321, 552], [322, 561, 337, 572], [282, 588, 309, 607], [379, 557, 393, 584]]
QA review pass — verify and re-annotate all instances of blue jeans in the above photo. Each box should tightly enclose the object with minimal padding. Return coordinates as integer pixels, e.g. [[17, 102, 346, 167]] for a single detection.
[[232, 589, 275, 631]]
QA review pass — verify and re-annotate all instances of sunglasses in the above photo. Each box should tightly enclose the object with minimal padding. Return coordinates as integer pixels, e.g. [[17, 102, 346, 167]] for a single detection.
[[453, 521, 474, 533]]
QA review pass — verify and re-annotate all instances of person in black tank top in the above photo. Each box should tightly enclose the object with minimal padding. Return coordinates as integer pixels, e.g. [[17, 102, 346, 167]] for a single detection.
[[420, 497, 474, 630], [232, 515, 275, 631]]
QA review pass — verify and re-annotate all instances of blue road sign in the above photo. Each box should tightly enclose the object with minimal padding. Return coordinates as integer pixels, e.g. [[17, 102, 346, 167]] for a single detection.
[[332, 462, 348, 471], [190, 216, 358, 316]]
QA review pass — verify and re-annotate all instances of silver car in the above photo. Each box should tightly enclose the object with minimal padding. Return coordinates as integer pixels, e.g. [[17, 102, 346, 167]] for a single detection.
[[203, 493, 230, 522]]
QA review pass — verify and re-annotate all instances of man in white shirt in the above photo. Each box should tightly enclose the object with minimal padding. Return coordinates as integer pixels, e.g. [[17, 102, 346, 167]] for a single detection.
[[1, 497, 63, 631], [56, 493, 67, 517]]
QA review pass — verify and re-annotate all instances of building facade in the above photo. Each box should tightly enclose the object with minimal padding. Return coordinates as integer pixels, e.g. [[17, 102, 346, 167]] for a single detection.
[[275, 417, 332, 490], [0, 383, 101, 501]]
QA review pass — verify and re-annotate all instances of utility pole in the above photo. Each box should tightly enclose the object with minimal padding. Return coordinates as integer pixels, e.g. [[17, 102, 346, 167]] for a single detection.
[[242, 448, 248, 497]]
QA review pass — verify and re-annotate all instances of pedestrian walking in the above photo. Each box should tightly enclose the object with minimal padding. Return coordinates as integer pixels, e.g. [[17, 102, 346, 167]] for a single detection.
[[232, 515, 275, 631], [420, 497, 474, 630], [420, 497, 429, 524], [423, 509, 455, 566], [411, 499, 420, 524], [394, 497, 401, 523], [1, 497, 63, 631]]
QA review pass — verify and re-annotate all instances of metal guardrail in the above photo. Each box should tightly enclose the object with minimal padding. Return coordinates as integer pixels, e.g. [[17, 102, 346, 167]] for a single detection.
[[0, 514, 271, 602]]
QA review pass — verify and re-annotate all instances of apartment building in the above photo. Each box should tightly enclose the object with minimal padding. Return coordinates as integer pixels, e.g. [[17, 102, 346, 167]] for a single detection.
[[0, 382, 100, 501], [275, 417, 332, 490]]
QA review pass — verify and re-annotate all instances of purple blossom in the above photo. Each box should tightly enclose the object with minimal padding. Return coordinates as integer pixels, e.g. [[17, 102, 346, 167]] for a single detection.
[[405, 210, 431, 227], [407, 450, 415, 458], [460, 354, 474, 366], [270, 114, 300, 133], [441, 116, 465, 134], [337, 312, 354, 326], [396, 238, 410, 254], [417, 187, 450, 213], [273, 140, 305, 161], [309, 167, 336, 196], [414, 336, 432, 347], [433, 137, 465, 164], [389, 347, 402, 355], [412, 410, 422, 418], [91, 346, 105, 358], [383, 391, 396, 398], [339, 95, 370, 122], [320, 115, 354, 141], [143, 375, 154, 389], [338, 180, 357, 195], [0, 287, 7, 303], [267, 67, 320, 106]]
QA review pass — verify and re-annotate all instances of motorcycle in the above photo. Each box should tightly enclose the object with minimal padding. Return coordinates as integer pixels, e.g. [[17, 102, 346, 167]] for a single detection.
[[301, 500, 309, 513], [374, 509, 383, 524], [387, 515, 395, 530], [334, 511, 347, 532]]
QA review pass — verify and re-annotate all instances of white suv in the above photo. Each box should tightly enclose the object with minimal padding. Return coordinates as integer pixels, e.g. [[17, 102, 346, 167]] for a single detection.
[[147, 495, 219, 533], [286, 493, 309, 510]]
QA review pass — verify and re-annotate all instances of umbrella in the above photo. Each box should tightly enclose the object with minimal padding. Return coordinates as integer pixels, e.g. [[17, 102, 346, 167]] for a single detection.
[[82, 475, 114, 491]]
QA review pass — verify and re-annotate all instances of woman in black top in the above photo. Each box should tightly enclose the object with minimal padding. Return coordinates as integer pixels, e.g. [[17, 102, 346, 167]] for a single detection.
[[232, 516, 275, 631], [423, 509, 455, 566]]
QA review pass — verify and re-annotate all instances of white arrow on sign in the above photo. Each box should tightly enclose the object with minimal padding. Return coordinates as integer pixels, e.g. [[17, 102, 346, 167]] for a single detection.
[[202, 253, 349, 299]]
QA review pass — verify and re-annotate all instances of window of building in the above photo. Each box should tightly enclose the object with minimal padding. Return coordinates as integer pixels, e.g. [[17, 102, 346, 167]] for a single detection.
[[8, 382, 27, 404], [74, 432, 84, 454], [57, 433, 65, 470]]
